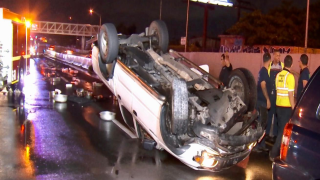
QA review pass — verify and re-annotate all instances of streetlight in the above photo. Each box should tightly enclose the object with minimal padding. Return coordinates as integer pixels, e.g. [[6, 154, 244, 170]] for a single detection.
[[25, 20, 31, 73], [89, 9, 101, 26]]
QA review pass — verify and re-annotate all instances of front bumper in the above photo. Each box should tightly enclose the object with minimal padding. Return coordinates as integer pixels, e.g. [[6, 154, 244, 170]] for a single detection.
[[272, 157, 312, 180], [202, 149, 251, 171], [177, 143, 252, 172]]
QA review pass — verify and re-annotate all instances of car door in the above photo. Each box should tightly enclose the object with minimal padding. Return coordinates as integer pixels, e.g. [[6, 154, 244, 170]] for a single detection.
[[131, 77, 164, 139], [287, 66, 320, 179], [113, 62, 134, 117]]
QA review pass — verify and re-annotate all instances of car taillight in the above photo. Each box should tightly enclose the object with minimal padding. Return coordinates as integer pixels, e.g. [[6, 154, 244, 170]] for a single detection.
[[280, 123, 293, 160]]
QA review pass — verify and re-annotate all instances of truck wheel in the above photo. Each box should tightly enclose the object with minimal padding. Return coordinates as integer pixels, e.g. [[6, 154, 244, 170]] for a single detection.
[[18, 64, 24, 91], [228, 69, 250, 111], [98, 23, 119, 64], [148, 20, 169, 53], [169, 78, 188, 135], [237, 68, 257, 112]]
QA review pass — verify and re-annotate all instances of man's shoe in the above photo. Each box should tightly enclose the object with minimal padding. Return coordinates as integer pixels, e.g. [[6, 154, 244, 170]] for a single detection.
[[260, 147, 269, 152], [269, 156, 275, 162], [266, 136, 276, 144], [252, 147, 262, 153], [271, 136, 277, 143]]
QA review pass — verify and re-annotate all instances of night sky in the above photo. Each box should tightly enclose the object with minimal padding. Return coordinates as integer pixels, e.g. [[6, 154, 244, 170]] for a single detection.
[[0, 0, 315, 40]]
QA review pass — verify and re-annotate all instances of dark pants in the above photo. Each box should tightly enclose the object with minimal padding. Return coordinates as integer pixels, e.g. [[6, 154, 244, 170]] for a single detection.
[[267, 92, 278, 136], [270, 107, 292, 158], [255, 100, 268, 148]]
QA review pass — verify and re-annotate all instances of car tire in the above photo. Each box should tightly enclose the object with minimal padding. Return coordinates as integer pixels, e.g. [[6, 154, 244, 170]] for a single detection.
[[170, 78, 188, 135], [98, 54, 109, 79], [237, 68, 257, 112], [98, 23, 119, 64], [148, 20, 169, 53], [228, 69, 250, 111]]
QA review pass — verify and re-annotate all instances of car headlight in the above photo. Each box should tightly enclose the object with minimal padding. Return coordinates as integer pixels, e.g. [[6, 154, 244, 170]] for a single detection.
[[194, 150, 219, 168], [248, 142, 257, 150]]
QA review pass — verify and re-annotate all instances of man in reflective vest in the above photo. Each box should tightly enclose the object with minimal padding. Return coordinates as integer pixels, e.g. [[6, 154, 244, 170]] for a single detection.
[[269, 55, 295, 161], [267, 50, 284, 141]]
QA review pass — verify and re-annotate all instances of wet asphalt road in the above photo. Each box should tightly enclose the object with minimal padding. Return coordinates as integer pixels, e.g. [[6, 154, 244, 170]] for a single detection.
[[0, 57, 273, 180]]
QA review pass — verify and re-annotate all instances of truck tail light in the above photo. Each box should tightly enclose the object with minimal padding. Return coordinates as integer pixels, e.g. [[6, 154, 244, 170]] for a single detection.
[[280, 123, 293, 160]]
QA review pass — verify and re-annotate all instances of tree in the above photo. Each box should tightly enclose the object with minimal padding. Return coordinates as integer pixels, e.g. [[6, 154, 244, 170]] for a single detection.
[[226, 0, 320, 48]]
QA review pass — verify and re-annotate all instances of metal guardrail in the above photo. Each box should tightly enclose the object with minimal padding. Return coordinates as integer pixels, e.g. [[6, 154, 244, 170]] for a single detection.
[[32, 21, 99, 37]]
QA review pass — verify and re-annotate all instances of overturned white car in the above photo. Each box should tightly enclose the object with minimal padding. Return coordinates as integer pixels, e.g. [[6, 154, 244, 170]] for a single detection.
[[92, 20, 265, 171]]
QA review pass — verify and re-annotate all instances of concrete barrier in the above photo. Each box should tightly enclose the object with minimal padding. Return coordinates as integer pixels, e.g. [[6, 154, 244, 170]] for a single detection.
[[46, 49, 319, 89]]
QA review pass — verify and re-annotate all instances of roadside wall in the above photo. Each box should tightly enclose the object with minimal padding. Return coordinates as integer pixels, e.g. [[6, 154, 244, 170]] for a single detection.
[[181, 52, 320, 88]]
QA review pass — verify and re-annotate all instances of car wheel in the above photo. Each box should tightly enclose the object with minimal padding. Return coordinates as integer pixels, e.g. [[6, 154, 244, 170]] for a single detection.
[[237, 68, 257, 112], [98, 23, 119, 64], [170, 78, 188, 135], [228, 69, 250, 111], [148, 20, 169, 53]]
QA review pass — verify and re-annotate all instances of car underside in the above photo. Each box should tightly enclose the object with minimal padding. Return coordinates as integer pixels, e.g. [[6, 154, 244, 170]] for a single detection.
[[93, 20, 266, 171]]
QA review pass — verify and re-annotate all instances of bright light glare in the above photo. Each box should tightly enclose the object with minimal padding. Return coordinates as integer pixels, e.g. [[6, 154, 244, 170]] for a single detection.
[[66, 50, 73, 54], [191, 0, 233, 7], [248, 142, 257, 150], [194, 150, 219, 168], [29, 46, 35, 55], [89, 9, 93, 14], [201, 151, 218, 167], [299, 108, 303, 118], [26, 20, 31, 28]]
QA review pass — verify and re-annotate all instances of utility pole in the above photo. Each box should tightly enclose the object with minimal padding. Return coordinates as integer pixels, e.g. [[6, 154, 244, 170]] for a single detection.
[[185, 0, 190, 52], [304, 0, 310, 53], [160, 0, 163, 20], [202, 5, 208, 50]]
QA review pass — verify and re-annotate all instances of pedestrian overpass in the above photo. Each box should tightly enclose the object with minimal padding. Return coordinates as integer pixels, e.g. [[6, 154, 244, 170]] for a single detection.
[[31, 21, 100, 49]]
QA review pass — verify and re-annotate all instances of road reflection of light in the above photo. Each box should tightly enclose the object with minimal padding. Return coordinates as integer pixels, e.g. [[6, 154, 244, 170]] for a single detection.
[[21, 124, 25, 133], [23, 59, 37, 96], [21, 121, 36, 176], [26, 145, 30, 159], [245, 168, 254, 180], [245, 165, 268, 180]]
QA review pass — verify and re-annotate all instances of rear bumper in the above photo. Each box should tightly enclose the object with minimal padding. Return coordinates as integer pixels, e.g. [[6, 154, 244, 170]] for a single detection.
[[272, 157, 312, 180]]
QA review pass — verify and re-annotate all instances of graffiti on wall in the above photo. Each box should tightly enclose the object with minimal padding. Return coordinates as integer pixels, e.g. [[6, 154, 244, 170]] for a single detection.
[[220, 45, 293, 53], [219, 35, 295, 53]]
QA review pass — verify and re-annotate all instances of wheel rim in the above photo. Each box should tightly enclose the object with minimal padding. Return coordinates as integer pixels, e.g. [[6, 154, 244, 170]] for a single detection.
[[150, 29, 160, 50], [101, 31, 109, 57], [230, 76, 245, 102]]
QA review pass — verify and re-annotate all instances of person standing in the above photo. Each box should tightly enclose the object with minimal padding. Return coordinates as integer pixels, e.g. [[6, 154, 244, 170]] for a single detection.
[[269, 55, 295, 161], [297, 54, 310, 99], [253, 53, 272, 152], [267, 50, 284, 140], [219, 54, 233, 87]]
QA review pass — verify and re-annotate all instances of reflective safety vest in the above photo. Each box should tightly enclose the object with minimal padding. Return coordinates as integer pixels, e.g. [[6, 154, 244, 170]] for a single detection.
[[268, 61, 284, 77], [275, 70, 295, 107]]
